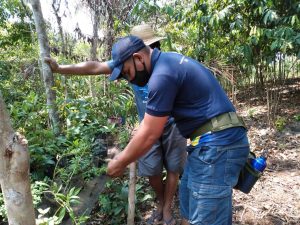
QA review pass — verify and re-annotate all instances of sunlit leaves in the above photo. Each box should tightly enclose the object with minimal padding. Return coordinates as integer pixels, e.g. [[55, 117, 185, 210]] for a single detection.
[[290, 15, 299, 26], [263, 8, 278, 25]]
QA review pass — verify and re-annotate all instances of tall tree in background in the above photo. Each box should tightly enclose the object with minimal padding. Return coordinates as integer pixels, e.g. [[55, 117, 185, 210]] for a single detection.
[[102, 0, 137, 58], [0, 92, 35, 225], [51, 0, 71, 99], [30, 0, 61, 135], [51, 0, 67, 55], [85, 0, 102, 97], [89, 0, 100, 60]]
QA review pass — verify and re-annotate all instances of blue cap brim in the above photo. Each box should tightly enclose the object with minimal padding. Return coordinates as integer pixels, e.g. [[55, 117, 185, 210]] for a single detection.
[[109, 63, 124, 81]]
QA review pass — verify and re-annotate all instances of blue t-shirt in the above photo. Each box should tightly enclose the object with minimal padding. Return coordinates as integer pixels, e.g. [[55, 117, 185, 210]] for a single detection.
[[131, 84, 174, 127], [146, 49, 245, 145], [131, 84, 148, 122]]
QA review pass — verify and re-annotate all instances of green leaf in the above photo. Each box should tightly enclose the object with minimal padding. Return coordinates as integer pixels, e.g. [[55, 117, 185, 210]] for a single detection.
[[113, 206, 123, 215], [141, 194, 153, 202], [291, 15, 299, 26], [55, 193, 66, 201], [271, 40, 280, 51], [56, 208, 66, 223], [263, 9, 278, 25]]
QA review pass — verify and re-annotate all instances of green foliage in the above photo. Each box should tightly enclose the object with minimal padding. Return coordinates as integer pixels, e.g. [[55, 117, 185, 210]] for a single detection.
[[294, 114, 300, 121], [52, 138, 103, 185], [39, 182, 88, 225], [117, 125, 134, 149], [0, 0, 36, 61], [98, 180, 128, 223], [275, 116, 287, 131], [0, 193, 6, 221], [32, 179, 51, 206], [98, 178, 153, 224], [247, 108, 257, 118], [131, 0, 300, 89]]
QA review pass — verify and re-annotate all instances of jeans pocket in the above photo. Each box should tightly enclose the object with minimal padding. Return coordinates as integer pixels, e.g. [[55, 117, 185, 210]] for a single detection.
[[188, 182, 231, 225], [198, 145, 224, 165]]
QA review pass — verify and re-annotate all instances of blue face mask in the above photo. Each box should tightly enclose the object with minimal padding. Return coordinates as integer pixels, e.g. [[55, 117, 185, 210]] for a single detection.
[[130, 58, 151, 87]]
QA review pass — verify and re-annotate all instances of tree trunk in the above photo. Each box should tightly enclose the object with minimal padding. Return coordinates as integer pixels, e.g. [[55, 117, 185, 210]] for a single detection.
[[105, 12, 114, 59], [52, 0, 66, 55], [127, 162, 136, 225], [51, 0, 70, 100], [88, 5, 100, 98], [90, 7, 99, 61], [30, 0, 61, 135], [0, 92, 36, 225], [278, 52, 282, 82], [103, 0, 114, 59], [258, 64, 264, 90]]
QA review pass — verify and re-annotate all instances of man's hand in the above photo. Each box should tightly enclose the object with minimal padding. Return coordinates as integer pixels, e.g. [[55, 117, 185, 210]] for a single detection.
[[107, 154, 126, 177], [44, 57, 59, 72]]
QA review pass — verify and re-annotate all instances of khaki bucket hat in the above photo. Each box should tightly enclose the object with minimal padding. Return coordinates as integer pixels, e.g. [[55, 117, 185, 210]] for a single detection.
[[130, 24, 166, 46]]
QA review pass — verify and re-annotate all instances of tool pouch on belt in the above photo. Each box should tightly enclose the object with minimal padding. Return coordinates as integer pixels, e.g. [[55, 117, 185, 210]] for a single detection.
[[190, 112, 247, 140], [234, 152, 261, 194]]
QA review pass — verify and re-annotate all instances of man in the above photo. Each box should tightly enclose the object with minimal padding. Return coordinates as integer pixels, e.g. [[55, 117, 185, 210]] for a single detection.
[[106, 35, 250, 225], [45, 24, 186, 225]]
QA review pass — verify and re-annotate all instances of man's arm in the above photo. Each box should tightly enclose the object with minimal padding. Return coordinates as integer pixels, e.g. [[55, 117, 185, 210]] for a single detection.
[[107, 113, 168, 177], [44, 57, 112, 75]]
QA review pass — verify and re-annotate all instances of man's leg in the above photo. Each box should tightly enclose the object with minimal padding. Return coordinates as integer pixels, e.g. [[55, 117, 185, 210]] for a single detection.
[[148, 174, 164, 214], [162, 123, 187, 224], [148, 171, 179, 225], [163, 171, 179, 223], [138, 141, 164, 223]]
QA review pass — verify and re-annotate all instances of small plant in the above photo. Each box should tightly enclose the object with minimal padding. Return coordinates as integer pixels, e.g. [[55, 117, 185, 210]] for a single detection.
[[247, 108, 256, 118], [294, 114, 300, 121], [98, 179, 128, 224], [118, 126, 132, 149], [42, 182, 87, 225], [97, 177, 154, 224], [275, 116, 287, 131]]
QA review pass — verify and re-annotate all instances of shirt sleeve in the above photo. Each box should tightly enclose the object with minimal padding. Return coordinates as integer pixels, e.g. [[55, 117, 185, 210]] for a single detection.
[[146, 74, 179, 117]]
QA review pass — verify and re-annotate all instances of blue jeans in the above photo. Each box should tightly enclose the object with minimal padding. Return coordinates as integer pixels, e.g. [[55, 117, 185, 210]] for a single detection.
[[179, 136, 250, 225]]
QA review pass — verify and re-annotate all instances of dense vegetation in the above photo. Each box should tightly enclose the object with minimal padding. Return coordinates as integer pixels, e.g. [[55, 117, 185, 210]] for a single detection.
[[0, 0, 299, 224]]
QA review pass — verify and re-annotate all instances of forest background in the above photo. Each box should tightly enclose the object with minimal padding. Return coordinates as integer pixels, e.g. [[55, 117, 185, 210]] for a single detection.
[[0, 0, 299, 224]]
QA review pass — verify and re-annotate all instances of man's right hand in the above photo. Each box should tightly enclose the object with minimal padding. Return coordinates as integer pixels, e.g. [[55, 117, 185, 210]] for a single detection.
[[44, 57, 59, 72]]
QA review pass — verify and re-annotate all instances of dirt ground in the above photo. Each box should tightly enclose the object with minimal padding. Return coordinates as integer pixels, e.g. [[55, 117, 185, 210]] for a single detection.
[[89, 79, 300, 225], [231, 85, 300, 225]]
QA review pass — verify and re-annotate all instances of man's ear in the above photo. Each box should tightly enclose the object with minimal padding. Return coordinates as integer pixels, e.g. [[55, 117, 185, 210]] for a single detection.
[[132, 53, 143, 63]]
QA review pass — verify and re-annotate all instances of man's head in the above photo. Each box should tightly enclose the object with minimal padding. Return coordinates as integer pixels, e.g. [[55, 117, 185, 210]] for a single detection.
[[130, 24, 165, 50], [109, 35, 152, 87]]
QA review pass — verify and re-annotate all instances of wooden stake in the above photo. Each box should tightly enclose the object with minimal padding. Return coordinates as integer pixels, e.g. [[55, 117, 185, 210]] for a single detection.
[[127, 162, 136, 225]]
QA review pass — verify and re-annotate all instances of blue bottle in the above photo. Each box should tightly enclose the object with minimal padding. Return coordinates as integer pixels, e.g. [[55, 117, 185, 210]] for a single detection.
[[251, 156, 267, 172], [234, 151, 267, 194]]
